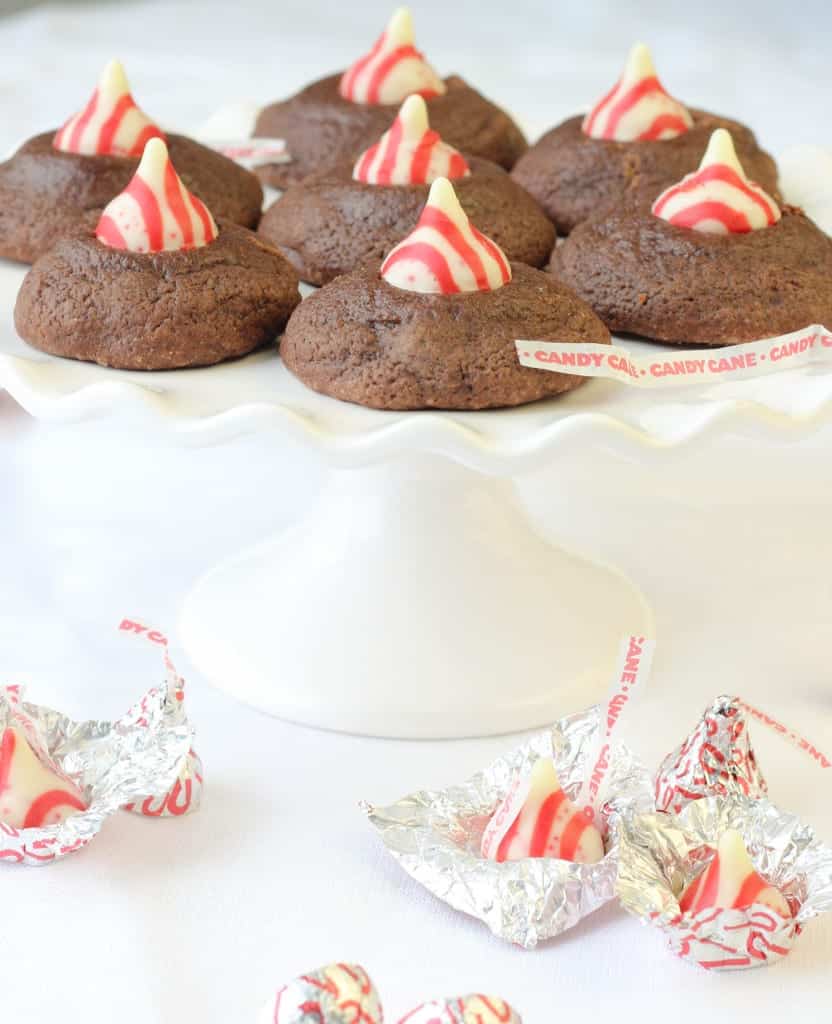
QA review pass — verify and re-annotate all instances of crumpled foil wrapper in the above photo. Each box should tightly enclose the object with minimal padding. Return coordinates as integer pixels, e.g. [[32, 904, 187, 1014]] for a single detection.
[[617, 795, 832, 970], [258, 963, 383, 1024], [257, 963, 522, 1024], [365, 704, 654, 948], [123, 653, 203, 818], [655, 695, 767, 813], [0, 658, 195, 866]]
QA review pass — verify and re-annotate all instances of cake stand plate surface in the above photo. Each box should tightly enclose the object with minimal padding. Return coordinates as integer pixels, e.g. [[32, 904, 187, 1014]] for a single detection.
[[1, 146, 830, 738]]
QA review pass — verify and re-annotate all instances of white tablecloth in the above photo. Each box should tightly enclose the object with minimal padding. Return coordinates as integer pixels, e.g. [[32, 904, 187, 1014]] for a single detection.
[[1, 3, 831, 1021]]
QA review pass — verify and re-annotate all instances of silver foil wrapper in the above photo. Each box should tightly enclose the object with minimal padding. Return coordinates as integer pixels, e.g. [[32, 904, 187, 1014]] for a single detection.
[[0, 656, 195, 865], [365, 704, 654, 948], [655, 695, 767, 813], [257, 963, 522, 1023], [617, 795, 832, 970]]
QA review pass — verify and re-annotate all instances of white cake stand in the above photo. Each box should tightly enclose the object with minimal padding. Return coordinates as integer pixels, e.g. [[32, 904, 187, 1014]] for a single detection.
[[2, 148, 830, 738]]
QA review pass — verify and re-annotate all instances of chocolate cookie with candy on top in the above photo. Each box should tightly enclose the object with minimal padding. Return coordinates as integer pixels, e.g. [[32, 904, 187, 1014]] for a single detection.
[[0, 60, 263, 264], [281, 176, 608, 410], [258, 95, 554, 285], [511, 43, 778, 234], [549, 129, 832, 345], [15, 138, 299, 370], [253, 7, 527, 189]]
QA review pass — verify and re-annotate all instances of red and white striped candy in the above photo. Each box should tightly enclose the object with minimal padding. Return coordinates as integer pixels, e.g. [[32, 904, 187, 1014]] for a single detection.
[[124, 748, 203, 818], [353, 95, 469, 186], [53, 59, 164, 158], [96, 137, 218, 253], [381, 177, 510, 294], [258, 963, 383, 1024], [0, 726, 87, 830], [399, 995, 521, 1024], [652, 128, 781, 234], [583, 43, 692, 142], [679, 829, 792, 918], [339, 7, 446, 106], [481, 758, 604, 865]]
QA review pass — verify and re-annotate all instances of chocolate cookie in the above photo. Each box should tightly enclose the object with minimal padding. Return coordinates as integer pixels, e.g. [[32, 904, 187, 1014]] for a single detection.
[[15, 224, 300, 370], [281, 262, 610, 410], [549, 198, 832, 345], [0, 133, 264, 264], [254, 75, 527, 189], [258, 157, 555, 285], [511, 112, 778, 235]]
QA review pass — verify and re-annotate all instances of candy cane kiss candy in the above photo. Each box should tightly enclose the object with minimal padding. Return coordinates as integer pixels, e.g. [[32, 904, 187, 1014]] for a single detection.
[[339, 7, 446, 105], [0, 726, 87, 829], [583, 43, 692, 142], [95, 137, 218, 253], [54, 59, 164, 158], [481, 758, 604, 864], [679, 829, 792, 918]]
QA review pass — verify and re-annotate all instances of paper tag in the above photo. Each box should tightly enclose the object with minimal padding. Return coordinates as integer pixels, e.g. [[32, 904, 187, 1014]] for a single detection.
[[206, 137, 291, 170], [516, 324, 832, 387], [480, 772, 532, 860], [739, 699, 831, 770], [575, 634, 655, 819]]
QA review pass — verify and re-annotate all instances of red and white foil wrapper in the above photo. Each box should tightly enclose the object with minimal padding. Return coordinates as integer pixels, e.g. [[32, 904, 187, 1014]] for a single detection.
[[0, 656, 196, 866], [258, 963, 521, 1023], [365, 701, 653, 947], [616, 795, 832, 970], [516, 324, 832, 385], [655, 695, 768, 814]]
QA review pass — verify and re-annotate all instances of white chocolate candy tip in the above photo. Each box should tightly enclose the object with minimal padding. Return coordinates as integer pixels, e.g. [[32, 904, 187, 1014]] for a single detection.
[[339, 7, 446, 106], [353, 94, 469, 185], [95, 137, 218, 254], [583, 42, 692, 142], [380, 177, 511, 294], [652, 128, 780, 234]]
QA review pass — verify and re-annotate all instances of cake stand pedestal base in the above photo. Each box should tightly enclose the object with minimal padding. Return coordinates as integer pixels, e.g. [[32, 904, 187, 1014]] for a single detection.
[[179, 454, 651, 738]]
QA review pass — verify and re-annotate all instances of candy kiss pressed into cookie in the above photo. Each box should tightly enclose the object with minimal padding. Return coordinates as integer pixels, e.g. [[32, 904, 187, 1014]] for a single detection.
[[280, 177, 607, 410], [14, 140, 299, 371]]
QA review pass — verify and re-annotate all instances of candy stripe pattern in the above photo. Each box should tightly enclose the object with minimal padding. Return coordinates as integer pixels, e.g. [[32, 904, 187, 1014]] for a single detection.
[[340, 7, 446, 105], [679, 830, 792, 919], [354, 95, 470, 185], [583, 43, 693, 142], [652, 128, 780, 234], [399, 995, 522, 1023], [482, 759, 604, 864], [381, 177, 510, 294], [258, 963, 383, 1024], [96, 138, 218, 253], [0, 727, 87, 829], [54, 59, 164, 158]]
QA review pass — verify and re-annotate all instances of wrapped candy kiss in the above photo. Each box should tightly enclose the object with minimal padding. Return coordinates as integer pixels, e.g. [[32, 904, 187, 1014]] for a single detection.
[[365, 636, 656, 947]]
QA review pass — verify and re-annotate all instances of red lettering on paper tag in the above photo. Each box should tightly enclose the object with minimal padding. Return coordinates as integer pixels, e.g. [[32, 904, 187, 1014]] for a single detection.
[[739, 700, 831, 770], [119, 619, 168, 646], [577, 634, 655, 818], [515, 325, 832, 387]]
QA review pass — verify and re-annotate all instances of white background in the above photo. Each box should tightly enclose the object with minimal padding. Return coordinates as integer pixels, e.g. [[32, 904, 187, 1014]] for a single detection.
[[1, 2, 832, 1022]]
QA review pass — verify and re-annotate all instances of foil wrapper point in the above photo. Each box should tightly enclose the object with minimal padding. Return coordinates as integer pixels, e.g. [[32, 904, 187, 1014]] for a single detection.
[[258, 963, 522, 1023], [0, 657, 195, 866], [656, 695, 767, 814], [365, 704, 653, 948], [617, 795, 832, 970]]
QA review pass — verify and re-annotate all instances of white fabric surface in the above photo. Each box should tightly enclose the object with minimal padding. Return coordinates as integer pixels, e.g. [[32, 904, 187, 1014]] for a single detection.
[[1, 2, 832, 1021]]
